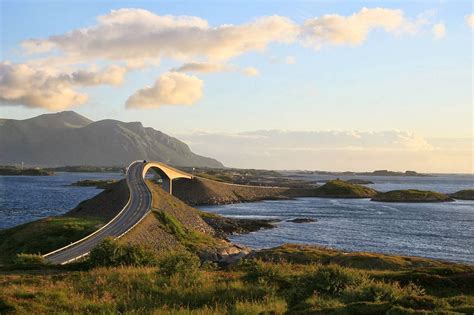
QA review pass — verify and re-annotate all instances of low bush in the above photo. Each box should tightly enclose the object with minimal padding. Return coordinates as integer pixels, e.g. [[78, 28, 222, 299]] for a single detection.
[[12, 253, 48, 269], [88, 238, 157, 267]]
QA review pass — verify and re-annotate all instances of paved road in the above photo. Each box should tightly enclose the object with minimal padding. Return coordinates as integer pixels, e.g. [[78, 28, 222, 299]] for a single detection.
[[44, 161, 152, 264]]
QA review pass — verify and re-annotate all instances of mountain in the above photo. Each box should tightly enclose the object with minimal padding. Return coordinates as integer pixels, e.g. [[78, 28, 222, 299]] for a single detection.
[[0, 111, 223, 168]]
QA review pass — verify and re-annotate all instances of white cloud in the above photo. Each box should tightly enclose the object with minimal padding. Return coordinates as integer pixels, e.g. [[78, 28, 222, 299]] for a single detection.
[[11, 8, 436, 110], [432, 23, 446, 40], [301, 7, 421, 48], [171, 62, 233, 73], [285, 56, 297, 64], [467, 14, 474, 29], [242, 67, 260, 77], [0, 62, 127, 110], [70, 65, 127, 86], [23, 9, 299, 62], [126, 72, 203, 108], [0, 62, 87, 110]]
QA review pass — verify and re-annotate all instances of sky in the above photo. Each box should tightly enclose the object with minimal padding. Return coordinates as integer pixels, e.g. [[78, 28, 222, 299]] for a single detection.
[[0, 0, 473, 172]]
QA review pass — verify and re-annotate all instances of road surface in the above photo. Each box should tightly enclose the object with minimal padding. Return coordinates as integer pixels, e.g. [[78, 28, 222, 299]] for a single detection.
[[44, 161, 152, 264]]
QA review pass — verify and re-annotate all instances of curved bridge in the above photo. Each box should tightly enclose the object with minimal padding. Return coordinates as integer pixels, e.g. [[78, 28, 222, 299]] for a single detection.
[[43, 160, 193, 265]]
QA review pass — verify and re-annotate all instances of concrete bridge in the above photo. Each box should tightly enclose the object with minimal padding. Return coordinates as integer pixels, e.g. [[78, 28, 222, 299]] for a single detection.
[[44, 160, 193, 264], [142, 161, 193, 195]]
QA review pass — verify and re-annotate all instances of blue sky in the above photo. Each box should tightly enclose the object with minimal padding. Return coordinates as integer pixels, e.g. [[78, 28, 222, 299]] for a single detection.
[[0, 1, 473, 171]]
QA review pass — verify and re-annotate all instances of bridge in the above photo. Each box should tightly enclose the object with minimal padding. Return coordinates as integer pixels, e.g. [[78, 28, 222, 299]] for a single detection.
[[43, 160, 193, 265]]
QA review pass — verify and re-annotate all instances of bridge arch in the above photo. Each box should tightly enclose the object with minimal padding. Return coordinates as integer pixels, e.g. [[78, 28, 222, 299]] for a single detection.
[[141, 161, 193, 195]]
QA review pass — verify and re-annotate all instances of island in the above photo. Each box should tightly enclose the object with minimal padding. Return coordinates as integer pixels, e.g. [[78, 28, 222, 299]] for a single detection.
[[346, 179, 374, 184], [314, 179, 378, 198], [372, 190, 454, 202], [0, 166, 53, 176], [70, 179, 118, 189], [450, 189, 474, 200]]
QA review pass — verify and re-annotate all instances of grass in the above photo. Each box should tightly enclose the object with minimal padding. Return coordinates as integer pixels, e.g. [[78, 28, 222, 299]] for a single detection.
[[154, 210, 218, 250], [314, 179, 378, 198], [372, 190, 454, 202], [0, 246, 472, 314], [0, 216, 104, 264]]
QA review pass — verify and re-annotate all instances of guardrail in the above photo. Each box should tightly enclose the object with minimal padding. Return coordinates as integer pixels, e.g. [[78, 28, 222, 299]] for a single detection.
[[42, 160, 143, 263]]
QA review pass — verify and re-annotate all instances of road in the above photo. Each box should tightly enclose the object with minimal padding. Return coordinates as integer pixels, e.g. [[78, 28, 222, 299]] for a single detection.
[[44, 161, 152, 265]]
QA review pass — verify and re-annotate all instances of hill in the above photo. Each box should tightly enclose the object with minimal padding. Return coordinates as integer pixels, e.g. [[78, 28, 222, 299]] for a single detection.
[[0, 111, 223, 168], [314, 179, 378, 198]]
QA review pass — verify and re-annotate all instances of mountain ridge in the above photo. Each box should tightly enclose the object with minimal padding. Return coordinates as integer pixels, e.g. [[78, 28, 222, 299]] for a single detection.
[[0, 111, 223, 168]]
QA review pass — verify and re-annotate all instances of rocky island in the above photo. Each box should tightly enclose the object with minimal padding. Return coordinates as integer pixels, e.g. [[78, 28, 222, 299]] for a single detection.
[[450, 189, 474, 200], [313, 179, 378, 198], [372, 190, 454, 202], [0, 166, 53, 176]]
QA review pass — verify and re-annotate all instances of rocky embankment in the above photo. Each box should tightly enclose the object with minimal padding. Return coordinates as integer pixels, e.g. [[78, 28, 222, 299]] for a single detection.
[[172, 177, 317, 205]]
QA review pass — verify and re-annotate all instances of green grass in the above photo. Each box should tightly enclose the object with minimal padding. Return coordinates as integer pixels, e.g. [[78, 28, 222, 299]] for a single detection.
[[372, 190, 454, 202], [314, 179, 378, 198], [154, 211, 218, 250], [0, 247, 472, 314], [0, 216, 104, 264]]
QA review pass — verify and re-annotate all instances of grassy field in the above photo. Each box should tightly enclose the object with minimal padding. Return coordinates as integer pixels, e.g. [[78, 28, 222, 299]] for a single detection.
[[0, 217, 104, 265], [0, 243, 472, 314]]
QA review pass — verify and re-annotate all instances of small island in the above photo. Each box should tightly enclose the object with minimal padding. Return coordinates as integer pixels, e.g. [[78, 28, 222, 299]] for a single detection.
[[0, 166, 54, 176], [346, 179, 374, 184], [450, 189, 474, 200], [70, 179, 118, 189], [287, 218, 317, 223], [314, 179, 378, 198], [372, 190, 454, 202]]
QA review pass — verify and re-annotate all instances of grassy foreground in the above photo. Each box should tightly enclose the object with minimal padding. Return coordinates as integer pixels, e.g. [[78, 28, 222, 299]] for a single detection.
[[1, 243, 473, 314]]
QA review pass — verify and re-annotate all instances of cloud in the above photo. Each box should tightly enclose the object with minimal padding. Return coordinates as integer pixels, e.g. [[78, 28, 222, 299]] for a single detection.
[[0, 62, 87, 110], [242, 67, 260, 76], [23, 9, 299, 62], [178, 130, 472, 172], [171, 62, 233, 73], [301, 7, 421, 48], [285, 56, 297, 64], [70, 65, 127, 86], [0, 62, 127, 110], [432, 23, 446, 40], [467, 14, 474, 29], [126, 72, 203, 108], [12, 8, 436, 110]]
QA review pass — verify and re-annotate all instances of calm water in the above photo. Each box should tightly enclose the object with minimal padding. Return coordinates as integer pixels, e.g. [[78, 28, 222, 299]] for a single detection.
[[1, 172, 473, 263], [200, 174, 474, 264], [0, 172, 124, 229]]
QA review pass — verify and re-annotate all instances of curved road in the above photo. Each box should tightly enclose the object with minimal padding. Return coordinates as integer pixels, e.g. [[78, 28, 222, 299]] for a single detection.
[[44, 161, 152, 264]]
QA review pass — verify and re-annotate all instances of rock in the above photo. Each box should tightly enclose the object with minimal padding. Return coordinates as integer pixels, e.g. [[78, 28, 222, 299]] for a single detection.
[[201, 214, 280, 238], [287, 218, 317, 223]]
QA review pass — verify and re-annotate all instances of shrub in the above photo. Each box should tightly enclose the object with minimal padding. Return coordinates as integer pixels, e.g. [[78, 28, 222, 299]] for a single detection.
[[12, 253, 48, 269], [158, 250, 201, 277], [310, 265, 366, 296], [88, 238, 157, 267]]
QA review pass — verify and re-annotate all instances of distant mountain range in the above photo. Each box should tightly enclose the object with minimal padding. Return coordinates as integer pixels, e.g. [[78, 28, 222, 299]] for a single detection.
[[0, 111, 223, 168]]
